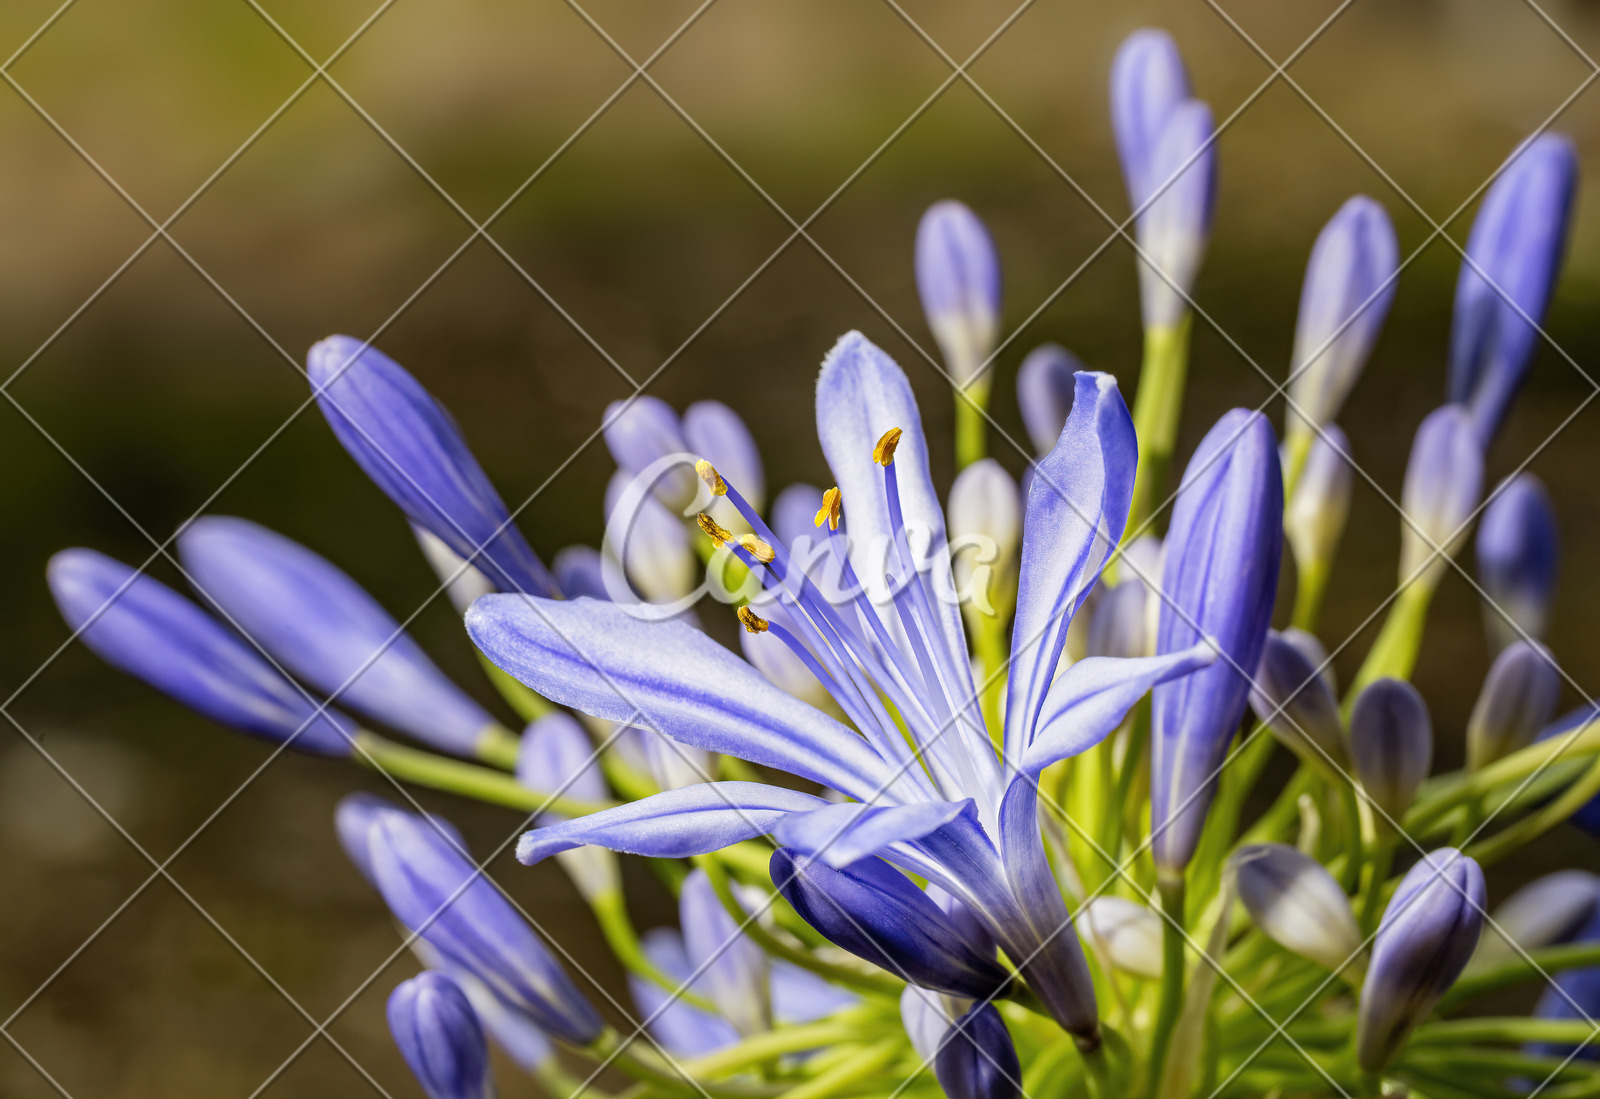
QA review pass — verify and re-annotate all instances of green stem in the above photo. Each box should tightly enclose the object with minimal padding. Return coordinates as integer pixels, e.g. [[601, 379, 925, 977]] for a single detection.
[[680, 1013, 891, 1078], [1339, 781, 1364, 894], [1147, 875, 1188, 1094], [1281, 426, 1314, 502], [776, 1038, 902, 1098], [1407, 718, 1600, 833], [954, 374, 992, 470], [1344, 584, 1433, 719], [592, 889, 719, 1014], [1442, 941, 1600, 1010], [477, 650, 552, 722], [1291, 557, 1330, 634], [1358, 837, 1393, 935], [353, 732, 613, 816], [1467, 748, 1600, 866], [1409, 1017, 1600, 1048], [1127, 319, 1194, 535], [474, 723, 521, 770]]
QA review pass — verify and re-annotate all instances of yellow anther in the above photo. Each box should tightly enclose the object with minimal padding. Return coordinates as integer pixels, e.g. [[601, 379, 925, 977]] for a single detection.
[[696, 513, 732, 546], [873, 427, 903, 466], [695, 459, 727, 496], [737, 606, 769, 634], [738, 534, 776, 563], [814, 487, 842, 531]]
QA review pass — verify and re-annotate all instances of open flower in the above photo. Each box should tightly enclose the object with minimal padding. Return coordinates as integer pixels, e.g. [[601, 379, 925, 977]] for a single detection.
[[469, 331, 1215, 1047]]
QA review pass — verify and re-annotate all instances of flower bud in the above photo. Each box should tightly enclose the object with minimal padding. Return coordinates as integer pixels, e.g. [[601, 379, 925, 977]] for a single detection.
[[412, 942, 556, 1072], [948, 458, 1021, 620], [1111, 29, 1191, 213], [1473, 869, 1599, 970], [1232, 843, 1362, 973], [1082, 896, 1163, 979], [1476, 473, 1558, 651], [1087, 578, 1150, 661], [387, 972, 493, 1099], [1249, 630, 1345, 774], [1286, 197, 1399, 432], [367, 807, 603, 1045], [681, 868, 770, 1036], [412, 525, 495, 615], [629, 927, 740, 1057], [1449, 133, 1578, 444], [1358, 848, 1486, 1072], [916, 200, 1001, 387], [47, 549, 355, 756], [517, 713, 617, 901], [771, 483, 827, 548], [1528, 903, 1600, 1061], [683, 400, 765, 512], [900, 985, 962, 1064], [551, 545, 617, 603], [770, 849, 1008, 1000], [309, 336, 556, 597], [179, 517, 500, 759], [1280, 627, 1335, 691], [336, 793, 465, 886], [1466, 640, 1561, 770], [1152, 410, 1284, 877], [603, 396, 698, 512], [1135, 100, 1217, 330], [1399, 405, 1483, 591], [1015, 344, 1082, 455], [603, 470, 695, 606], [638, 727, 715, 791], [1348, 678, 1432, 825], [934, 1003, 1023, 1099], [1284, 424, 1353, 578]]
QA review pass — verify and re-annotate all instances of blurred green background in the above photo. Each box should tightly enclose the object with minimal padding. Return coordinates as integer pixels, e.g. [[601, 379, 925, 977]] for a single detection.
[[5, 0, 1600, 1094]]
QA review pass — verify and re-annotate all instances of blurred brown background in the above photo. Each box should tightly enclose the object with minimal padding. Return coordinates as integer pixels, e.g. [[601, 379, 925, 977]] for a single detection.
[[5, 0, 1600, 1094]]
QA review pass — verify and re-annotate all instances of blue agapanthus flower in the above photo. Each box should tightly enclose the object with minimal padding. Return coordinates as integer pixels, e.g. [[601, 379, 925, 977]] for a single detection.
[[466, 330, 1215, 1047]]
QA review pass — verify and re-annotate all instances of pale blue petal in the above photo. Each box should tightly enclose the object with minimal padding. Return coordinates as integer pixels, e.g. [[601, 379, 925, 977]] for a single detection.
[[631, 928, 740, 1058], [467, 594, 910, 802], [514, 782, 826, 865], [772, 800, 978, 868], [771, 962, 858, 1025]]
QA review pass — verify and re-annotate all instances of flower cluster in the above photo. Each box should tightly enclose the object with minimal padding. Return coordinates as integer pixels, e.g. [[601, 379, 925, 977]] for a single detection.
[[45, 25, 1600, 1099]]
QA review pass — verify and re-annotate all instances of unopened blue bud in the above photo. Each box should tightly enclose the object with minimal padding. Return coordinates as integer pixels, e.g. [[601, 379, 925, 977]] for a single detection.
[[1287, 197, 1398, 433], [1284, 424, 1353, 579], [47, 549, 355, 756], [1400, 405, 1482, 591], [1111, 29, 1191, 213], [1358, 848, 1486, 1072], [934, 1003, 1023, 1099], [1233, 843, 1362, 973], [1476, 473, 1558, 651], [1082, 897, 1163, 979], [309, 337, 555, 598], [516, 712, 608, 805], [603, 396, 697, 512], [367, 807, 603, 1045], [770, 849, 1008, 1000], [336, 793, 466, 886], [387, 972, 493, 1099], [551, 545, 612, 602], [1015, 344, 1082, 455], [604, 470, 695, 605], [179, 518, 499, 759], [1135, 99, 1217, 330], [1466, 639, 1561, 770], [1249, 630, 1345, 774], [916, 200, 1002, 387], [1087, 578, 1151, 661], [1151, 410, 1283, 877], [1348, 678, 1433, 825], [1449, 133, 1578, 444], [629, 927, 740, 1057], [1474, 870, 1599, 969], [681, 868, 770, 1036], [683, 400, 765, 513]]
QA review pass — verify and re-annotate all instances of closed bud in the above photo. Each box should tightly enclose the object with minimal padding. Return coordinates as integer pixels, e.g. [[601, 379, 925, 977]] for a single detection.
[[1358, 849, 1486, 1072], [412, 525, 495, 615], [387, 972, 494, 1099], [1111, 29, 1191, 214], [47, 549, 356, 756], [916, 201, 1002, 387], [770, 849, 1009, 1000], [629, 927, 740, 1057], [1082, 897, 1163, 979], [934, 1004, 1023, 1099], [1473, 869, 1599, 970], [1528, 903, 1600, 1062], [603, 396, 698, 512], [309, 336, 555, 597], [1135, 100, 1217, 330], [1152, 410, 1284, 876], [681, 869, 770, 1036], [1466, 639, 1561, 770], [413, 942, 556, 1073], [1399, 405, 1483, 591], [367, 807, 603, 1045], [1286, 197, 1399, 433], [683, 400, 765, 513], [179, 517, 500, 759], [517, 713, 617, 900], [1249, 630, 1345, 775], [1476, 473, 1559, 651], [551, 545, 612, 602], [948, 458, 1022, 621], [1232, 843, 1363, 973], [1449, 133, 1578, 444], [1349, 678, 1433, 826], [1015, 344, 1082, 455], [1087, 578, 1151, 661], [603, 469, 695, 606], [1284, 424, 1353, 577]]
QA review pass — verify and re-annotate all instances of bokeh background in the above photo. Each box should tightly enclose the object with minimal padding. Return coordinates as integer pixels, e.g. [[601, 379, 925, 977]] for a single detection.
[[4, 0, 1600, 1094]]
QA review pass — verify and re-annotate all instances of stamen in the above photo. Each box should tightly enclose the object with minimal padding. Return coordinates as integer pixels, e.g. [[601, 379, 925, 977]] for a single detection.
[[696, 513, 732, 546], [736, 606, 769, 633], [695, 459, 727, 496], [813, 486, 842, 531], [873, 427, 903, 466], [738, 535, 776, 563]]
